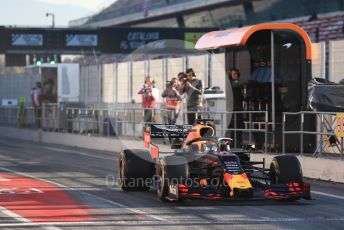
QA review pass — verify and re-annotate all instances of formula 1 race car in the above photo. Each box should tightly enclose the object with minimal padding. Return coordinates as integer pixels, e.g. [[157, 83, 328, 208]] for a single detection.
[[118, 120, 311, 202]]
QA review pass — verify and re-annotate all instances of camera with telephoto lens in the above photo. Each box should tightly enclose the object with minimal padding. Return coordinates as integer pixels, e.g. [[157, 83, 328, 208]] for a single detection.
[[143, 86, 152, 94]]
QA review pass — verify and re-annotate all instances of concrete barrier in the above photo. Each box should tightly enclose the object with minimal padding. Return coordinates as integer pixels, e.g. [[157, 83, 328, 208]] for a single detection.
[[0, 126, 143, 152], [0, 126, 344, 183]]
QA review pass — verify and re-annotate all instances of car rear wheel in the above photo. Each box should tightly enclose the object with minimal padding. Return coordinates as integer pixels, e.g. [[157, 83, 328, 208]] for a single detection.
[[118, 149, 154, 191]]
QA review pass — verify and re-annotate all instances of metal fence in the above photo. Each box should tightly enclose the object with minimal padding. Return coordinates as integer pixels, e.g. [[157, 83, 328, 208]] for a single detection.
[[3, 104, 344, 159], [0, 105, 269, 152], [282, 111, 344, 159]]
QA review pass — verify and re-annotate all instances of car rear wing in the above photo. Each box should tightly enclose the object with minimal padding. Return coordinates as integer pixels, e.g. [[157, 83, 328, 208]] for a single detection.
[[144, 124, 193, 158], [149, 124, 193, 138]]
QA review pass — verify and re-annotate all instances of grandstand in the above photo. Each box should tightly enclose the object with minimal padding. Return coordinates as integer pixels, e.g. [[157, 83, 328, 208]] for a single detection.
[[69, 0, 193, 27], [290, 11, 344, 43], [66, 0, 344, 67], [69, 10, 344, 66], [70, 0, 344, 29], [89, 0, 186, 24]]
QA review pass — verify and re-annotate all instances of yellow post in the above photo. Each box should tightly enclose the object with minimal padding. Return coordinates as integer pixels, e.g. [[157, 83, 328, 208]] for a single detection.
[[336, 113, 344, 138], [336, 113, 344, 159]]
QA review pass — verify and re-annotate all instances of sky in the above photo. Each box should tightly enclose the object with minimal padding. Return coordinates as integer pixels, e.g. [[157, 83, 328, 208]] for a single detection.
[[0, 0, 115, 27]]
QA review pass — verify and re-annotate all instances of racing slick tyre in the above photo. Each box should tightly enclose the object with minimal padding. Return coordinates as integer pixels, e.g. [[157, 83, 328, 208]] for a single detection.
[[118, 149, 154, 191], [157, 156, 189, 202], [270, 155, 303, 184]]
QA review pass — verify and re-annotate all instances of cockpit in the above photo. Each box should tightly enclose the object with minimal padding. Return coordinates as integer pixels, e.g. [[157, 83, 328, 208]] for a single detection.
[[187, 137, 233, 153]]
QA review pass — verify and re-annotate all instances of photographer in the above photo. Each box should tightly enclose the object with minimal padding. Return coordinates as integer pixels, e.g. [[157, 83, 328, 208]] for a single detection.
[[227, 68, 244, 147], [181, 68, 204, 125], [162, 77, 182, 124], [138, 76, 159, 123], [177, 72, 187, 90]]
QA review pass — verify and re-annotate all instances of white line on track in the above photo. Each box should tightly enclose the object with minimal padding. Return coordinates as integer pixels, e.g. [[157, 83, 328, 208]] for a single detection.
[[311, 190, 344, 200], [43, 147, 114, 160], [0, 217, 344, 228], [0, 166, 168, 223], [0, 205, 31, 223], [0, 176, 10, 181]]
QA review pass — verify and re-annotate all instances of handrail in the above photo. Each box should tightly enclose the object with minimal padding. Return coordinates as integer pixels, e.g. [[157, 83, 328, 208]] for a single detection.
[[282, 111, 343, 159], [0, 105, 270, 153]]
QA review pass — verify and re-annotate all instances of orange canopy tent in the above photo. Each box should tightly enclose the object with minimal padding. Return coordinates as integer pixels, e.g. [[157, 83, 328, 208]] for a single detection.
[[195, 23, 312, 60]]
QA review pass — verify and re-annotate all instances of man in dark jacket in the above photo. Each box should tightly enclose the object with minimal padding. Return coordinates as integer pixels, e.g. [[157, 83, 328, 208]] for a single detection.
[[31, 82, 42, 128], [181, 68, 204, 125], [228, 68, 244, 147]]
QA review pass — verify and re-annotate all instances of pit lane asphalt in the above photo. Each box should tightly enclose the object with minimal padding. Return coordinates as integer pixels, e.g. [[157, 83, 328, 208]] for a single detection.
[[0, 136, 343, 230]]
